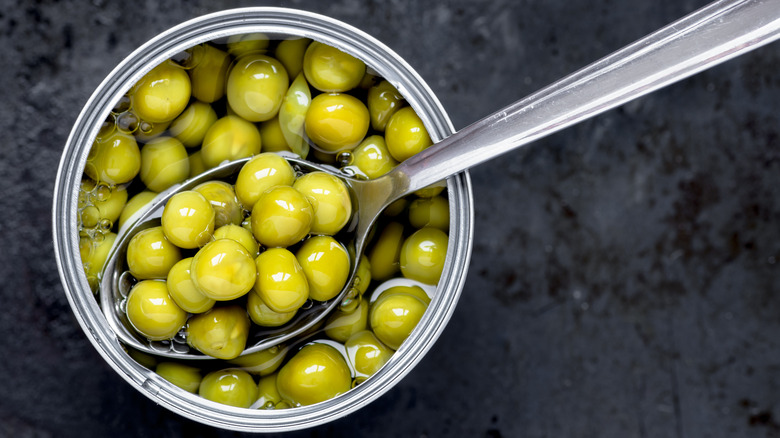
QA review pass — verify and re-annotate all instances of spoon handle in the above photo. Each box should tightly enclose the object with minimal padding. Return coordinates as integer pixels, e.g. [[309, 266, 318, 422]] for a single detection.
[[392, 0, 780, 194]]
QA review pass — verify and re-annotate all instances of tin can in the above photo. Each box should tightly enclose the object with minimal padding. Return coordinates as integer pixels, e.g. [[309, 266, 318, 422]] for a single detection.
[[52, 7, 473, 432]]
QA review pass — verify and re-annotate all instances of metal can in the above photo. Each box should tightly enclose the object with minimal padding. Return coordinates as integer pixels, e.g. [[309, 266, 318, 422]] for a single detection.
[[52, 7, 473, 432]]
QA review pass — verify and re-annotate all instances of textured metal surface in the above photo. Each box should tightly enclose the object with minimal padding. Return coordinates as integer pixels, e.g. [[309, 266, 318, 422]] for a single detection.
[[3, 0, 780, 436]]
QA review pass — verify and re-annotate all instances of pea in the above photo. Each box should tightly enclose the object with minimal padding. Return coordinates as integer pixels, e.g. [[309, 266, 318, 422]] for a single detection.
[[201, 115, 262, 169], [367, 221, 404, 282], [278, 73, 311, 158], [188, 150, 207, 178], [345, 330, 393, 378], [161, 191, 215, 249], [79, 180, 127, 229], [118, 190, 157, 230], [166, 257, 215, 314], [199, 368, 258, 408], [376, 285, 431, 306], [369, 290, 428, 350], [258, 116, 292, 153], [383, 198, 408, 217], [324, 299, 368, 343], [234, 153, 296, 210], [85, 131, 141, 185], [302, 41, 365, 92], [213, 224, 259, 258], [255, 373, 283, 409], [193, 180, 243, 228], [134, 120, 171, 143], [305, 93, 369, 154], [190, 239, 256, 301], [131, 62, 191, 123], [414, 183, 446, 198], [385, 107, 432, 162], [351, 135, 398, 179], [254, 248, 309, 313], [226, 54, 288, 122], [367, 80, 404, 131], [399, 227, 449, 285], [168, 101, 218, 147], [408, 195, 449, 231], [354, 254, 372, 296], [188, 44, 231, 103], [227, 33, 269, 58], [139, 136, 189, 193], [156, 361, 202, 394], [246, 291, 297, 327], [230, 344, 288, 376], [126, 226, 181, 280], [125, 280, 187, 341], [293, 171, 352, 236], [276, 343, 352, 406], [187, 305, 250, 360], [250, 186, 313, 248], [80, 232, 117, 286], [295, 236, 350, 302], [275, 38, 311, 79]]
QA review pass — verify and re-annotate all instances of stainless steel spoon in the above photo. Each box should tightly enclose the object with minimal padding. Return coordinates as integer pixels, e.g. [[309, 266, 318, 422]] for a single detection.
[[100, 0, 780, 359]]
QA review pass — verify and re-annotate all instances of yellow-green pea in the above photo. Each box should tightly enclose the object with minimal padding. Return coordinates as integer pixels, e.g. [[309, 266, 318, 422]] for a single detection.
[[276, 343, 352, 406], [229, 344, 288, 376], [369, 290, 428, 350], [132, 62, 191, 123], [79, 180, 127, 228], [345, 330, 393, 377], [367, 221, 404, 281], [227, 33, 269, 58], [275, 38, 310, 79], [324, 299, 368, 343], [126, 226, 182, 279], [408, 195, 449, 231], [293, 171, 352, 236], [250, 186, 313, 248], [134, 120, 171, 143], [258, 116, 292, 153], [189, 44, 231, 103], [359, 71, 379, 89], [85, 131, 141, 185], [139, 136, 189, 192], [200, 115, 262, 169], [383, 198, 408, 217], [226, 54, 288, 122], [126, 280, 187, 341], [168, 101, 218, 148], [305, 93, 369, 154], [213, 224, 259, 258], [414, 183, 446, 198], [161, 191, 215, 249], [166, 257, 215, 314], [234, 153, 296, 210], [187, 306, 250, 360], [376, 285, 431, 306], [351, 135, 398, 179], [193, 180, 243, 228], [255, 373, 283, 409], [190, 239, 256, 301], [385, 107, 432, 162], [188, 150, 207, 178], [354, 254, 371, 296], [296, 236, 350, 302], [80, 232, 117, 285], [367, 80, 404, 131], [254, 248, 309, 313], [199, 368, 258, 408], [246, 291, 297, 327], [156, 362, 202, 394], [118, 190, 157, 230], [278, 73, 311, 158], [399, 227, 449, 285], [302, 41, 365, 92]]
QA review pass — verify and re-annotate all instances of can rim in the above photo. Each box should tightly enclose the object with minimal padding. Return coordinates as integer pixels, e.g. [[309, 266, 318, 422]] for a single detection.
[[52, 7, 474, 432]]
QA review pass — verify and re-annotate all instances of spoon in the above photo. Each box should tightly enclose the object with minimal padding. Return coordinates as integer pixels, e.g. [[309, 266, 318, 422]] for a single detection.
[[99, 0, 780, 359]]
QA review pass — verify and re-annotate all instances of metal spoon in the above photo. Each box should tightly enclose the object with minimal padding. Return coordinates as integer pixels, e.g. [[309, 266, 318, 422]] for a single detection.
[[100, 0, 780, 359]]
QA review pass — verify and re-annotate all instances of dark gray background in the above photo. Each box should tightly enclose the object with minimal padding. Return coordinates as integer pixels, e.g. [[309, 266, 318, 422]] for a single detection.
[[2, 0, 780, 436]]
